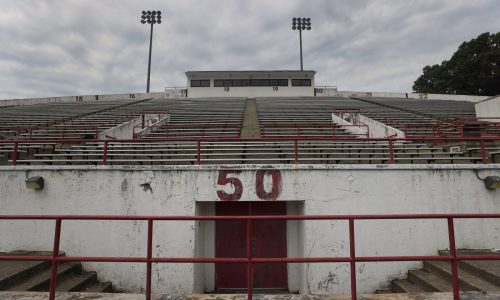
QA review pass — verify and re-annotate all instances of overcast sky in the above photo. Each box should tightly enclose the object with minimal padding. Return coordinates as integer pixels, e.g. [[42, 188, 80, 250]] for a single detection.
[[1, 0, 499, 99]]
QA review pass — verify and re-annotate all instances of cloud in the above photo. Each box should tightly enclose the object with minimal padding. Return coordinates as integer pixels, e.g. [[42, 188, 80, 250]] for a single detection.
[[0, 0, 499, 99]]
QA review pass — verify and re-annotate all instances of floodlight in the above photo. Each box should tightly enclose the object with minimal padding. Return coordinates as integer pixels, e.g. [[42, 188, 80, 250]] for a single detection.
[[25, 176, 44, 190], [140, 10, 162, 93], [291, 17, 312, 70], [485, 176, 500, 189]]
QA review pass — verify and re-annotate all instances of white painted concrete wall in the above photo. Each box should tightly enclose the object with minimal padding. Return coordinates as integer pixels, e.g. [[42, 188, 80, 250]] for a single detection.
[[321, 90, 488, 103], [332, 113, 405, 138], [98, 113, 167, 139], [358, 114, 405, 138], [186, 71, 316, 98], [0, 165, 499, 295], [331, 114, 367, 136], [0, 92, 164, 107], [188, 85, 315, 98], [475, 95, 500, 121]]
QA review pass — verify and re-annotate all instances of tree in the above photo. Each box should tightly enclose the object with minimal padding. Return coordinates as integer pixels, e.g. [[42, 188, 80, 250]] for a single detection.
[[413, 32, 500, 96]]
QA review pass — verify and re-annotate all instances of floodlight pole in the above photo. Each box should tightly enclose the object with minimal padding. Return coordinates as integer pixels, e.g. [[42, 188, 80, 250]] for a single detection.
[[141, 10, 161, 93], [292, 17, 311, 71], [299, 28, 303, 71], [146, 23, 153, 93]]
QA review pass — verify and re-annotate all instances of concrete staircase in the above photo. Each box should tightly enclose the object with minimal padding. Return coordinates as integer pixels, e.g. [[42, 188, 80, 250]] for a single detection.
[[0, 251, 112, 293], [240, 98, 261, 138], [386, 250, 500, 293]]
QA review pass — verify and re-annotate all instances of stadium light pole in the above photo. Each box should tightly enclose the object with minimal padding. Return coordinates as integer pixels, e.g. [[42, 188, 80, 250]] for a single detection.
[[141, 10, 162, 93], [292, 17, 311, 71]]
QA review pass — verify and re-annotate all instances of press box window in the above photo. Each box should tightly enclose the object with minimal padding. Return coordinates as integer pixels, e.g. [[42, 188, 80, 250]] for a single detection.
[[270, 79, 289, 86], [292, 79, 312, 86], [191, 80, 210, 87], [251, 79, 270, 86]]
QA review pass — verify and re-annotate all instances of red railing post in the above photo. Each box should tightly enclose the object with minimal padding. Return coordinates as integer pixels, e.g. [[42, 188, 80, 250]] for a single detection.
[[197, 141, 201, 165], [12, 142, 19, 165], [294, 140, 299, 164], [480, 139, 488, 163], [388, 140, 395, 164], [103, 141, 108, 165], [49, 218, 62, 300], [447, 218, 459, 300], [349, 219, 357, 300], [246, 218, 254, 300], [146, 219, 153, 300]]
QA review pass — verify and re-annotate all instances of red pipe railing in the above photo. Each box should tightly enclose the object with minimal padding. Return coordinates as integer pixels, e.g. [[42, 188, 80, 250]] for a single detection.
[[0, 213, 499, 300], [1, 136, 500, 165]]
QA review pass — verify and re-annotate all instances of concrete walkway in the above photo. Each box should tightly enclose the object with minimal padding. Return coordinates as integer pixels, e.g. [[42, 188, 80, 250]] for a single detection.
[[2, 292, 500, 300]]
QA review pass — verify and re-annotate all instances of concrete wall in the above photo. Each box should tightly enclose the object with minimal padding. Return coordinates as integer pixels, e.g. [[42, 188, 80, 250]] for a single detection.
[[331, 114, 367, 136], [0, 92, 164, 107], [320, 90, 489, 103], [0, 165, 499, 295], [332, 113, 405, 138], [187, 84, 315, 98], [358, 114, 405, 138], [475, 95, 500, 121], [98, 113, 168, 139]]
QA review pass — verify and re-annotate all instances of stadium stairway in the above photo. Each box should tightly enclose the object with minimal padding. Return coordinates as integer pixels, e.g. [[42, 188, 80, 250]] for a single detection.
[[0, 251, 113, 293], [240, 98, 261, 138], [379, 249, 500, 294]]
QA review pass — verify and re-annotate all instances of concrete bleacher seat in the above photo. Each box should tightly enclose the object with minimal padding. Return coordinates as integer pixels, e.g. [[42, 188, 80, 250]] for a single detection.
[[0, 96, 497, 166]]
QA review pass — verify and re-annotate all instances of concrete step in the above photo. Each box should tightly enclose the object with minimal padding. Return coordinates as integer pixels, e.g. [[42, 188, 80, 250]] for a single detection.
[[407, 269, 452, 292], [80, 281, 113, 293], [0, 261, 51, 290], [0, 251, 65, 290], [0, 250, 114, 294], [6, 263, 81, 291], [56, 272, 97, 292], [424, 261, 500, 292], [459, 260, 500, 286], [439, 249, 500, 286], [392, 279, 425, 293]]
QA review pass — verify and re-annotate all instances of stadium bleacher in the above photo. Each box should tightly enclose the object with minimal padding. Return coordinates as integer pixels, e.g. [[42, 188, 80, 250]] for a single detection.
[[0, 96, 499, 165]]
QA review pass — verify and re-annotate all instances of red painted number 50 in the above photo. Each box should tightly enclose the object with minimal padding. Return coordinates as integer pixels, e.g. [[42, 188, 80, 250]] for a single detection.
[[216, 170, 282, 201]]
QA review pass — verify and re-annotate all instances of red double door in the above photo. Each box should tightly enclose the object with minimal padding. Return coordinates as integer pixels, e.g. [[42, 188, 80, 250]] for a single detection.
[[215, 201, 288, 291]]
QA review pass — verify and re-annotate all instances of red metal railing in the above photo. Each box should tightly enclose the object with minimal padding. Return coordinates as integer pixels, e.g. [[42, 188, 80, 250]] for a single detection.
[[0, 213, 499, 300], [1, 136, 499, 165]]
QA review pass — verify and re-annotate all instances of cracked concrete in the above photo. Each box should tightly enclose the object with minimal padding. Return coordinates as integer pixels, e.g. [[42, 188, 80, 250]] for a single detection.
[[1, 292, 500, 300]]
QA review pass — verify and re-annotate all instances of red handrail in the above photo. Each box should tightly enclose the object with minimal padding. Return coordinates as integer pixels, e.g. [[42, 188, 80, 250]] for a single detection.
[[0, 213, 499, 300], [2, 136, 500, 165]]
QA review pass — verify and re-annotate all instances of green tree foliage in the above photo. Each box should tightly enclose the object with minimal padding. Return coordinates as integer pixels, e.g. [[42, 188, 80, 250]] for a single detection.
[[413, 32, 500, 96]]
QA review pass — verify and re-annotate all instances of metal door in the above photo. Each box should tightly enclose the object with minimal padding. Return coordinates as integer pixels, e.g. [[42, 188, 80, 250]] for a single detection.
[[215, 201, 288, 291]]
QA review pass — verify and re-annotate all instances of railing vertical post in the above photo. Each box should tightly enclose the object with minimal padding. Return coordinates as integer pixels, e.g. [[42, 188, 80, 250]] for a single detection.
[[103, 141, 108, 165], [29, 128, 33, 139], [294, 140, 298, 164], [348, 219, 357, 300], [49, 218, 62, 300], [146, 219, 153, 300], [480, 139, 488, 163], [95, 127, 99, 138], [197, 141, 201, 165], [388, 140, 395, 164], [12, 142, 19, 165], [447, 218, 459, 300], [246, 219, 254, 300]]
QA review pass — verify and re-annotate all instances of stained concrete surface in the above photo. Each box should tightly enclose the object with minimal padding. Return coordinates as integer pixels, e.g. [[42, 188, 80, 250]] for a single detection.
[[1, 292, 500, 300]]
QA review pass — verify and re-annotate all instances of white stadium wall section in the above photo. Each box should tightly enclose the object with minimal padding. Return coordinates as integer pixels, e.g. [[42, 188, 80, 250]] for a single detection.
[[0, 164, 499, 295], [476, 94, 500, 121]]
